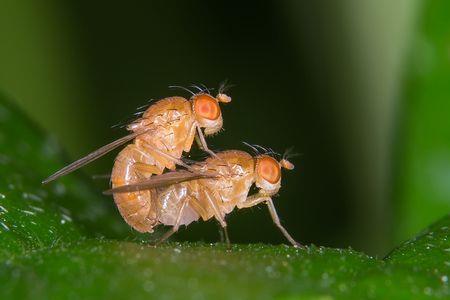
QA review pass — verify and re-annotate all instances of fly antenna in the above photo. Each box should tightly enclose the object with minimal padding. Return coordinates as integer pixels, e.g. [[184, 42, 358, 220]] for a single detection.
[[280, 147, 297, 170], [218, 79, 235, 94], [282, 147, 301, 160]]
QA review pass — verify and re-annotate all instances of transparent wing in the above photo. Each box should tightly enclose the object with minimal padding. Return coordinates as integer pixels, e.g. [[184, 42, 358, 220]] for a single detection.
[[42, 130, 150, 184], [103, 170, 218, 195]]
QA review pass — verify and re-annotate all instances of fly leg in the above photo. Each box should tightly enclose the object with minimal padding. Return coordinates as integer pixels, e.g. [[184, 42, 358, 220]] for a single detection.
[[236, 193, 271, 209], [183, 122, 197, 152], [237, 193, 301, 248], [133, 162, 163, 176], [153, 197, 190, 246], [216, 223, 231, 247], [196, 125, 234, 174], [141, 141, 193, 171], [266, 199, 301, 248], [196, 126, 218, 158], [222, 225, 230, 248], [217, 222, 224, 243], [201, 187, 231, 249]]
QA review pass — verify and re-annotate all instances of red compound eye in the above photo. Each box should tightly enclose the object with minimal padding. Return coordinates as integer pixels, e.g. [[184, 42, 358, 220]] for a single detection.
[[194, 95, 220, 120], [257, 156, 281, 184]]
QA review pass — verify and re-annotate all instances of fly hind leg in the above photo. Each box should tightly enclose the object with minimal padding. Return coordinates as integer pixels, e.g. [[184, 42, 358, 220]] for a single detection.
[[217, 223, 231, 245], [201, 187, 231, 250], [221, 225, 230, 248], [153, 197, 190, 246], [133, 162, 164, 177]]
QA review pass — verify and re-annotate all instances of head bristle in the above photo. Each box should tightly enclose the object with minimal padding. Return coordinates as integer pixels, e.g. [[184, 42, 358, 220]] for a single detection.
[[242, 142, 281, 159], [190, 83, 213, 95], [242, 141, 260, 155], [198, 83, 212, 95]]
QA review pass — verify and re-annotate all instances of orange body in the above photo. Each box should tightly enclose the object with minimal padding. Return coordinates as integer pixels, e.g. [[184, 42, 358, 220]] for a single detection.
[[111, 97, 198, 231], [111, 91, 233, 231], [112, 150, 278, 233], [43, 88, 231, 186]]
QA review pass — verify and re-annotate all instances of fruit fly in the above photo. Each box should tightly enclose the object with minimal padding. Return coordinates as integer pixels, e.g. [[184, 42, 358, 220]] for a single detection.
[[42, 85, 232, 184], [104, 149, 300, 247]]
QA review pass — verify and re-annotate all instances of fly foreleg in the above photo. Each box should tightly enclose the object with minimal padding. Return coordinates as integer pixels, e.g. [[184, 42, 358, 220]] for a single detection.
[[266, 199, 301, 248], [237, 193, 301, 248], [236, 193, 271, 209], [196, 125, 218, 158]]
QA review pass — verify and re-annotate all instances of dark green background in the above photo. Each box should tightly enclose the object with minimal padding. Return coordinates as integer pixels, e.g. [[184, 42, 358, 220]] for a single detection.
[[1, 0, 449, 257]]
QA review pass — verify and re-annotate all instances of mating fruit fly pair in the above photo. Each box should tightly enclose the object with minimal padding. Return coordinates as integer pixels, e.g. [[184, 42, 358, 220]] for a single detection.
[[43, 84, 300, 247]]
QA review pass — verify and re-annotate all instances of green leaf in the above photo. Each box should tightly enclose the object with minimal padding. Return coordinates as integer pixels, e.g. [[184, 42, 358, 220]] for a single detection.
[[0, 242, 373, 299], [0, 216, 448, 300], [0, 95, 129, 260], [1, 93, 449, 299], [386, 213, 450, 269]]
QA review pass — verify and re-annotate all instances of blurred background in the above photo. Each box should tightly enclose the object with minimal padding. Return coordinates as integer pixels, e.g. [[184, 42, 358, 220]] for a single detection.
[[1, 0, 449, 256]]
